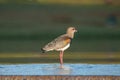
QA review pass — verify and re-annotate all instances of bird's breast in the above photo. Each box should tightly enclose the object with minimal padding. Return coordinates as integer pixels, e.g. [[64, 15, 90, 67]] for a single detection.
[[64, 38, 71, 44]]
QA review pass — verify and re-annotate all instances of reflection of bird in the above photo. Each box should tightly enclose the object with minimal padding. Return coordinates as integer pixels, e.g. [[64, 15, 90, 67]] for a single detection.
[[41, 27, 77, 68]]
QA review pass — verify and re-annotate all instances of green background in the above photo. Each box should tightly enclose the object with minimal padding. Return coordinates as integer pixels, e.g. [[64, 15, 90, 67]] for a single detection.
[[0, 1, 120, 63]]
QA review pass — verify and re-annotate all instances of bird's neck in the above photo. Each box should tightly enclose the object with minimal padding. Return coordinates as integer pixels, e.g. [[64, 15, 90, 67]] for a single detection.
[[67, 32, 74, 39]]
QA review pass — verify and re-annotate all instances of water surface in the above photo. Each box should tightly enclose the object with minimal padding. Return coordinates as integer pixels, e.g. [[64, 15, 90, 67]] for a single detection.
[[0, 64, 120, 76]]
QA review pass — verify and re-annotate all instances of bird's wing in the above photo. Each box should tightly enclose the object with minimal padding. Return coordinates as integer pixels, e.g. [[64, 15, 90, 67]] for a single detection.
[[43, 34, 71, 51]]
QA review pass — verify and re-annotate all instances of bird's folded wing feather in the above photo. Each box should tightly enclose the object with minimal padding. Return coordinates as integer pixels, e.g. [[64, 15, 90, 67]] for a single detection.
[[43, 34, 71, 51]]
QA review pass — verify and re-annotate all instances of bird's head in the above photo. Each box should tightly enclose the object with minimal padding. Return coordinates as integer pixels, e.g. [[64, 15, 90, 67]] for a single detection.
[[67, 27, 77, 33], [67, 27, 77, 38]]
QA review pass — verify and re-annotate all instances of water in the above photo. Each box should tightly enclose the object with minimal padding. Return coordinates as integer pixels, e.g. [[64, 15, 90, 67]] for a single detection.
[[0, 64, 120, 76]]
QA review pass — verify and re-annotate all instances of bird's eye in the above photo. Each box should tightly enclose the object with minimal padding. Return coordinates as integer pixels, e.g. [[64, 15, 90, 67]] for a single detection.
[[72, 28, 75, 30]]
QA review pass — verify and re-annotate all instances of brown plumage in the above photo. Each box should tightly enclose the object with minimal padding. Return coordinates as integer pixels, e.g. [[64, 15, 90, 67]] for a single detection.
[[41, 27, 77, 68]]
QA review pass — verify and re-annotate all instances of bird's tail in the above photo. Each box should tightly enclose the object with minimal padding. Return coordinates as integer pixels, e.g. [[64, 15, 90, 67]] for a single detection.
[[41, 48, 46, 53]]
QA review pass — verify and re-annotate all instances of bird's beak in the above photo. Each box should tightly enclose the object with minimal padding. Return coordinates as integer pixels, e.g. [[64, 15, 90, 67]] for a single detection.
[[75, 30, 77, 32]]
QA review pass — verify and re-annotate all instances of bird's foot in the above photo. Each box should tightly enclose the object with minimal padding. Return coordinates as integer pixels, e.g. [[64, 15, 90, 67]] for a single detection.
[[59, 65, 64, 69]]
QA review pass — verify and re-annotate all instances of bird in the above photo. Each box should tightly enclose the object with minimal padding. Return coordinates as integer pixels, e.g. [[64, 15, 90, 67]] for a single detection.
[[41, 27, 77, 68]]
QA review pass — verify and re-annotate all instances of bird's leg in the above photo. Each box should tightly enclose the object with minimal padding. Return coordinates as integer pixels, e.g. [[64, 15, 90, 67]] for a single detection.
[[59, 51, 64, 68]]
